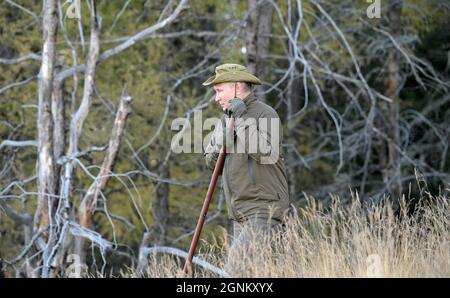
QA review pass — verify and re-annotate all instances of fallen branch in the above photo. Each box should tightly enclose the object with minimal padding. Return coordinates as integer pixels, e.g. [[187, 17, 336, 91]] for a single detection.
[[138, 246, 230, 278]]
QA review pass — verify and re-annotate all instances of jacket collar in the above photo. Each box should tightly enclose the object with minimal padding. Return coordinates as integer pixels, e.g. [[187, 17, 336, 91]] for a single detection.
[[242, 92, 258, 107]]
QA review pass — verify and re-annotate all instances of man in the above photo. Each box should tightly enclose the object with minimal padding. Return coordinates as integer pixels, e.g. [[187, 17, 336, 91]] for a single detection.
[[203, 64, 291, 272]]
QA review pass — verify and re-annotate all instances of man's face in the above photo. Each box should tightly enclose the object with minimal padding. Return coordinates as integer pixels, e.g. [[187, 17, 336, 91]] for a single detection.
[[213, 82, 235, 110]]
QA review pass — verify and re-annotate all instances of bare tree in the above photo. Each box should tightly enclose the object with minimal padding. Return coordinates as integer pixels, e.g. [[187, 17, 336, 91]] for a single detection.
[[34, 0, 58, 235], [1, 0, 191, 277], [153, 160, 170, 246], [52, 63, 66, 196], [75, 87, 133, 264], [264, 0, 450, 205], [381, 0, 403, 207]]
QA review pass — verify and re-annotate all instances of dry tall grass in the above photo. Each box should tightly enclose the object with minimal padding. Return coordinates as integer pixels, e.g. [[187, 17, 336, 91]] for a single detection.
[[142, 187, 450, 278]]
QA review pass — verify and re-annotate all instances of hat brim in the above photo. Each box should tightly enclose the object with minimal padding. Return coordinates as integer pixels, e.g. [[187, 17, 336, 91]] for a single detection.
[[202, 71, 262, 86]]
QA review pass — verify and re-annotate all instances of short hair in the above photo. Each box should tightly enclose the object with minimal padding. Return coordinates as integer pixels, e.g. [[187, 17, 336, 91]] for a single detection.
[[226, 82, 252, 91], [241, 82, 252, 91]]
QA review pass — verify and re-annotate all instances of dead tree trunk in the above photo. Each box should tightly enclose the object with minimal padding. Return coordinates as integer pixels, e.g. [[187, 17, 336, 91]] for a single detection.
[[75, 90, 132, 264], [285, 3, 304, 201], [383, 0, 403, 206], [58, 0, 101, 272], [153, 162, 170, 246], [286, 74, 303, 200], [68, 0, 101, 157], [34, 0, 58, 235], [246, 0, 274, 103], [43, 63, 66, 277], [52, 63, 66, 195]]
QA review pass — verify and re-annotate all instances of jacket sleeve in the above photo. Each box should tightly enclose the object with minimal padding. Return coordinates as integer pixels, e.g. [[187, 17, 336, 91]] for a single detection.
[[234, 109, 282, 165]]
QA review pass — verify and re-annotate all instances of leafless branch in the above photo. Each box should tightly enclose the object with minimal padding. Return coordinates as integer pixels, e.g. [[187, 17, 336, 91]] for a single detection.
[[78, 88, 132, 229], [57, 145, 108, 165], [0, 53, 41, 64], [0, 75, 38, 95], [0, 140, 37, 150], [94, 208, 136, 230], [134, 95, 171, 157], [55, 0, 189, 82], [4, 0, 39, 21], [108, 0, 132, 34]]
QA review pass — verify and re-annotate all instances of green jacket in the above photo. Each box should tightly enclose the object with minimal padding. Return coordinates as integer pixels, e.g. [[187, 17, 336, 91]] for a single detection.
[[204, 94, 291, 222]]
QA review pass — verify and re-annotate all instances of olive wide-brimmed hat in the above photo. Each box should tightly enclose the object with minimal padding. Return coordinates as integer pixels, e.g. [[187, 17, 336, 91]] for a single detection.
[[202, 63, 262, 86]]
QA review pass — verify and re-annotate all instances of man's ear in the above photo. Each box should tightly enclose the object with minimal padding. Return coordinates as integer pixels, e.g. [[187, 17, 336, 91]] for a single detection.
[[236, 82, 243, 94]]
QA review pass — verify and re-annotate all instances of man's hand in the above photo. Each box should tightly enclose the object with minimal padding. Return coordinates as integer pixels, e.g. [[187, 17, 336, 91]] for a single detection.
[[225, 98, 246, 118]]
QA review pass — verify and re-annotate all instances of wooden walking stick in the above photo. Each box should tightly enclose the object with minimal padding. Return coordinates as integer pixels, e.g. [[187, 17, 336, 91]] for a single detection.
[[182, 118, 234, 276]]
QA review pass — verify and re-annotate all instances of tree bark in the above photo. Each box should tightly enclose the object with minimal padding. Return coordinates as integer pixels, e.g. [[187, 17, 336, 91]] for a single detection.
[[68, 0, 101, 156], [286, 74, 303, 200], [246, 0, 274, 103], [285, 2, 304, 201], [52, 64, 65, 195], [153, 162, 170, 246], [383, 0, 403, 206], [34, 0, 58, 235]]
